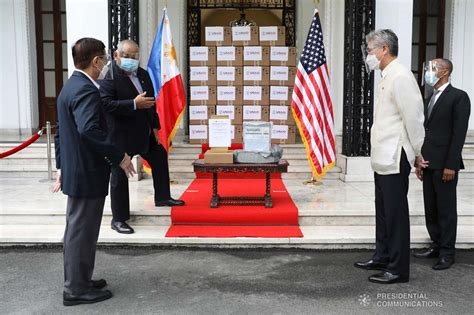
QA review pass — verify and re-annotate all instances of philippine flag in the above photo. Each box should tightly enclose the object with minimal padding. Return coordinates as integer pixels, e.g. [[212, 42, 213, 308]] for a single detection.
[[147, 8, 186, 153]]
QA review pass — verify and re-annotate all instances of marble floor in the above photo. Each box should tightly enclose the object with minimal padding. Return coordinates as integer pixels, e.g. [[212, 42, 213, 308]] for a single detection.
[[0, 174, 473, 246]]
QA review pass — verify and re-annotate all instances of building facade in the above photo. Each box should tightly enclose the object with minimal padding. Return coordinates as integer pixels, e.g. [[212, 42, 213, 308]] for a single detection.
[[1, 0, 472, 157]]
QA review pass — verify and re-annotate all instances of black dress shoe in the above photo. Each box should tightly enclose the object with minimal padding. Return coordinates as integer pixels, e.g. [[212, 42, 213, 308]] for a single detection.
[[354, 259, 388, 271], [413, 248, 439, 259], [432, 256, 454, 270], [368, 271, 409, 284], [111, 220, 134, 234], [63, 289, 112, 306], [155, 198, 185, 207], [91, 279, 107, 289]]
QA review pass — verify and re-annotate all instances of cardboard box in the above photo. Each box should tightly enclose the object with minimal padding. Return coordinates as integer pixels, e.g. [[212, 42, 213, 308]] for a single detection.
[[242, 105, 270, 121], [269, 86, 293, 105], [231, 26, 259, 46], [216, 86, 243, 105], [204, 150, 234, 164], [216, 105, 243, 124], [243, 46, 270, 66], [242, 66, 269, 85], [269, 66, 296, 86], [271, 125, 296, 144], [242, 86, 270, 105], [189, 105, 215, 125], [232, 125, 243, 144], [269, 105, 295, 125], [205, 26, 232, 46], [189, 47, 216, 66], [270, 47, 297, 67], [216, 66, 243, 85], [190, 86, 217, 105], [259, 26, 286, 46], [189, 125, 208, 144], [189, 67, 217, 86], [216, 46, 243, 66]]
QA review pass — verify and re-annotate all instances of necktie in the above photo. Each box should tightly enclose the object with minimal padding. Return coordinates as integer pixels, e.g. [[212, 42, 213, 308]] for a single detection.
[[427, 90, 440, 118]]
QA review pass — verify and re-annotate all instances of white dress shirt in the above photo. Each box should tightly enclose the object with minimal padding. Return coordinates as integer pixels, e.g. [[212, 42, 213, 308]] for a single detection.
[[370, 59, 425, 175], [433, 82, 450, 103]]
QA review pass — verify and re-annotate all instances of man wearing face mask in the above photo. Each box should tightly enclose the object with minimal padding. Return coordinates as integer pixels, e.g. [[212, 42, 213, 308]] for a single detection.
[[353, 30, 426, 284], [54, 38, 136, 305], [413, 59, 471, 270], [99, 39, 185, 235]]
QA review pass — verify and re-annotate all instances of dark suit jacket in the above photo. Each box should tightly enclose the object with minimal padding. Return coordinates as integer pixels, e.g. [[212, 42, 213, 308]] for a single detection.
[[99, 62, 160, 156], [55, 71, 124, 198], [421, 84, 471, 170]]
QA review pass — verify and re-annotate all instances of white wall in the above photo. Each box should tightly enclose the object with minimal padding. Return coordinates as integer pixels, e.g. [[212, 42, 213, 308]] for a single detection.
[[447, 0, 474, 130], [0, 0, 38, 136], [66, 0, 109, 76]]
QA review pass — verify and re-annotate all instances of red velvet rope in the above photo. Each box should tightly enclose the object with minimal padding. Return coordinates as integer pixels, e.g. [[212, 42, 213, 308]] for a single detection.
[[0, 129, 44, 159]]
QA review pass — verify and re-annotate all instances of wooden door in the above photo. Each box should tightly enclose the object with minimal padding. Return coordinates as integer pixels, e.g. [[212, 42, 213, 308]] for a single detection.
[[35, 0, 68, 129]]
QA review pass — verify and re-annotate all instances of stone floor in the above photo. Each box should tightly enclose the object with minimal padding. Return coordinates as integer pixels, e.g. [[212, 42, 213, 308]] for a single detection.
[[1, 173, 473, 247]]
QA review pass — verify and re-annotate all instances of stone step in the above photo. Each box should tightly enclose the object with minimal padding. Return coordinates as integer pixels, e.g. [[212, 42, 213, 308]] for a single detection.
[[1, 224, 472, 248]]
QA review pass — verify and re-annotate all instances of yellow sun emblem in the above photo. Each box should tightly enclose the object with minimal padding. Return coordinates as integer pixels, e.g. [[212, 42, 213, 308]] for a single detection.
[[164, 43, 177, 65]]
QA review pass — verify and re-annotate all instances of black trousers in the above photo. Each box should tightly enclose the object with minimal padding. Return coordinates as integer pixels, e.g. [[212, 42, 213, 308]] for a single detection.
[[422, 168, 458, 257], [372, 150, 411, 277], [64, 196, 105, 294], [110, 135, 171, 222]]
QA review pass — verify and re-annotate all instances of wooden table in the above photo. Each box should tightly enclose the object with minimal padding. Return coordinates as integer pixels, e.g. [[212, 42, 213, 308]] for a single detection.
[[192, 159, 289, 208]]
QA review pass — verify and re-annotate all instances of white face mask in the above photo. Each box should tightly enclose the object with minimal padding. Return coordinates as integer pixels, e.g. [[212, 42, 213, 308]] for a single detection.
[[365, 54, 380, 71]]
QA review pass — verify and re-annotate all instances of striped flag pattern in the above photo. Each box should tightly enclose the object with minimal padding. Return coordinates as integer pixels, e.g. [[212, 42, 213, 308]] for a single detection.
[[291, 9, 336, 179]]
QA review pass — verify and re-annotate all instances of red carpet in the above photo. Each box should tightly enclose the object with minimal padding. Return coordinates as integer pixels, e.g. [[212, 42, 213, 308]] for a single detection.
[[165, 177, 303, 238]]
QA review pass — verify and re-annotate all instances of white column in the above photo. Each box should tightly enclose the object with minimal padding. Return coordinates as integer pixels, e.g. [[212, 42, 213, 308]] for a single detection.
[[446, 0, 474, 131], [0, 0, 38, 136], [374, 0, 414, 97], [65, 0, 108, 76]]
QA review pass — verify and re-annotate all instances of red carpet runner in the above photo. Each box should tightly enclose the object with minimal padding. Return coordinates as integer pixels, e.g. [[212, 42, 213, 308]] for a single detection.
[[165, 177, 303, 238]]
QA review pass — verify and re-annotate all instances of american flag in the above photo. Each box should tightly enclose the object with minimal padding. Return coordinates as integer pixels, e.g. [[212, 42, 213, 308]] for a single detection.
[[291, 9, 335, 179]]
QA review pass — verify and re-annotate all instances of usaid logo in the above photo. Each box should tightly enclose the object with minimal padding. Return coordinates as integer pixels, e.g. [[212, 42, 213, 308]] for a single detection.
[[192, 90, 207, 96], [245, 109, 259, 114], [272, 51, 286, 57], [192, 51, 206, 57], [273, 70, 287, 75], [219, 70, 233, 76], [273, 91, 286, 96], [193, 109, 206, 115], [273, 109, 286, 115], [234, 30, 249, 36], [246, 70, 261, 76], [274, 129, 286, 135], [219, 51, 233, 56], [208, 31, 222, 36], [262, 30, 277, 37], [191, 129, 206, 136], [219, 91, 234, 96], [246, 51, 260, 56], [245, 90, 260, 96], [193, 70, 206, 75]]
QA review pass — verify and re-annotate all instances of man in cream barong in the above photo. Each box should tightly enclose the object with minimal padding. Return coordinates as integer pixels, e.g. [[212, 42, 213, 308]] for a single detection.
[[353, 29, 427, 284]]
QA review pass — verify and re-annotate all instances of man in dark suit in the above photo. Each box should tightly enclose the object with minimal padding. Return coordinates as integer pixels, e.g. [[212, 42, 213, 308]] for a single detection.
[[53, 38, 135, 306], [414, 58, 471, 270], [100, 40, 184, 234]]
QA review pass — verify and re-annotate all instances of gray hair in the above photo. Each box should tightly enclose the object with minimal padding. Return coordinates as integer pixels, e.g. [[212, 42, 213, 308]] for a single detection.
[[117, 39, 139, 52], [366, 29, 398, 57]]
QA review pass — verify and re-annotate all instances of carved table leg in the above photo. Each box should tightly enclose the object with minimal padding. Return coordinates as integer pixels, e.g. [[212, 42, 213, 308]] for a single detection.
[[264, 172, 272, 208], [210, 172, 219, 208]]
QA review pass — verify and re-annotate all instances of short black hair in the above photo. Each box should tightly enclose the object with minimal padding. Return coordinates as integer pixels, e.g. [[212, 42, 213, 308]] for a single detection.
[[437, 58, 454, 75], [72, 38, 105, 69]]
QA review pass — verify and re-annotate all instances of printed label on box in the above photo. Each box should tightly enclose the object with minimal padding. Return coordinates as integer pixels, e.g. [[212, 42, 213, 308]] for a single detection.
[[271, 47, 289, 61], [243, 106, 262, 120], [206, 27, 224, 42], [189, 125, 208, 139], [243, 67, 262, 81], [270, 86, 289, 100], [270, 106, 289, 120], [189, 106, 208, 120], [243, 86, 263, 101], [190, 86, 209, 100], [272, 124, 289, 139], [244, 46, 262, 61], [217, 86, 236, 101], [270, 66, 289, 81], [190, 47, 209, 61], [190, 67, 209, 81], [232, 26, 251, 41], [217, 47, 236, 61], [260, 26, 278, 41], [216, 106, 235, 120], [217, 67, 235, 81]]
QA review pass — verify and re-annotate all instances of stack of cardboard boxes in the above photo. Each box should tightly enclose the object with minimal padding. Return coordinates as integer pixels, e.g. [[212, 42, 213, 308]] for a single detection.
[[189, 25, 297, 145]]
